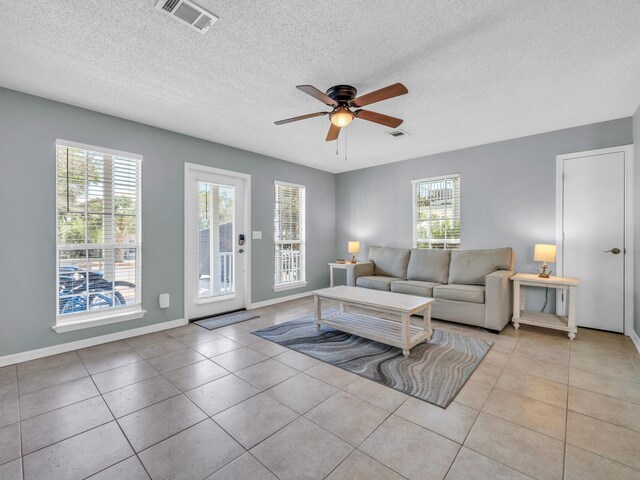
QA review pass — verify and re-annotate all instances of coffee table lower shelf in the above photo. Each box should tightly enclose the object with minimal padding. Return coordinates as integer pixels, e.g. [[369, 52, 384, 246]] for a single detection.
[[317, 311, 431, 354]]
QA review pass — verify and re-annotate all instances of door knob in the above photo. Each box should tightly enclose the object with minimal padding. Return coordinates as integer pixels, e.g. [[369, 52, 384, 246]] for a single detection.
[[238, 248, 244, 254], [604, 248, 621, 255]]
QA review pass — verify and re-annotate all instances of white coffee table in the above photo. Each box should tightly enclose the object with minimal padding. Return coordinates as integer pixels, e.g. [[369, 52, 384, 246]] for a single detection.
[[313, 286, 434, 357]]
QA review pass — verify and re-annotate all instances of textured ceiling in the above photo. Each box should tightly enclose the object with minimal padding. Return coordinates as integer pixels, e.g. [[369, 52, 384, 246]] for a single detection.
[[1, 0, 640, 173]]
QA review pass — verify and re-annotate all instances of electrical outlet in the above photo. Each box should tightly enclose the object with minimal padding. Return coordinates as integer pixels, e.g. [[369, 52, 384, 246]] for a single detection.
[[159, 293, 170, 309]]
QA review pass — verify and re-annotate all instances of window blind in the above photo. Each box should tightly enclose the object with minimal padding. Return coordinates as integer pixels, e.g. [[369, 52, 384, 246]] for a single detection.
[[414, 174, 460, 250], [274, 181, 305, 286], [56, 143, 142, 319]]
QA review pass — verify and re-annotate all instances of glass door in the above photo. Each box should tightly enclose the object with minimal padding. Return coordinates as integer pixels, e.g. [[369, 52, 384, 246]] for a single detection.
[[197, 182, 235, 299], [185, 164, 247, 320]]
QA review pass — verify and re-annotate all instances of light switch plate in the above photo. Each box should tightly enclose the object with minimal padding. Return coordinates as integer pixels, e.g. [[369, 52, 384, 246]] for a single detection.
[[252, 231, 262, 240]]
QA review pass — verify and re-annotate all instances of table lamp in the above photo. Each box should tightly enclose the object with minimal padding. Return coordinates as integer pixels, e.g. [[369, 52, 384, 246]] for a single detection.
[[348, 241, 360, 264], [534, 244, 556, 278]]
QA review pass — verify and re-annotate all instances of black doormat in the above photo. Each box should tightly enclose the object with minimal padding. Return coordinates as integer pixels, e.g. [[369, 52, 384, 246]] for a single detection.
[[193, 310, 260, 330]]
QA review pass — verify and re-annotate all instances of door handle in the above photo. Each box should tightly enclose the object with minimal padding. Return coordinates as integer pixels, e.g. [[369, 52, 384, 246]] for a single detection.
[[604, 248, 621, 255], [237, 248, 244, 254]]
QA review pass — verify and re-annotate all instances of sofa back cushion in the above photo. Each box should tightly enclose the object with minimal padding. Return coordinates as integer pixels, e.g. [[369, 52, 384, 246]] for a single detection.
[[407, 249, 451, 284], [368, 246, 411, 279], [448, 247, 514, 285]]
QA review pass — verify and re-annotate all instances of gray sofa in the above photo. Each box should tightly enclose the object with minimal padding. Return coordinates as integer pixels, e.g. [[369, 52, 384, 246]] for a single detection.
[[347, 246, 514, 332]]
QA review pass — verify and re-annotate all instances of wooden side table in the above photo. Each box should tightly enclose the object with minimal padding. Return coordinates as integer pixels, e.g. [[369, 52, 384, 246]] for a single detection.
[[511, 273, 581, 339], [328, 262, 372, 287]]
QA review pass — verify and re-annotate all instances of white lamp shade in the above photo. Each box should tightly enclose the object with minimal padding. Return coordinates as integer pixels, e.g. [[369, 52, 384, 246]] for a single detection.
[[347, 241, 360, 254], [534, 244, 556, 263]]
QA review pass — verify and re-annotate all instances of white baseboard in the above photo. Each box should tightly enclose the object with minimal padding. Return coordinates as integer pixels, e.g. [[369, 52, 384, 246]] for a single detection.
[[0, 318, 187, 368], [248, 291, 313, 310], [630, 328, 640, 355]]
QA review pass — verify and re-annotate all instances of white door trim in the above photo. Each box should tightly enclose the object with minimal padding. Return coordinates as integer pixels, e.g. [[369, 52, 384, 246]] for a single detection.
[[184, 163, 251, 322], [555, 145, 634, 335]]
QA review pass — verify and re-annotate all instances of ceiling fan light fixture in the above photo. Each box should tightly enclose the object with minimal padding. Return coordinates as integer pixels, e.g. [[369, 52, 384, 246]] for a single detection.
[[274, 83, 408, 141], [330, 108, 354, 128]]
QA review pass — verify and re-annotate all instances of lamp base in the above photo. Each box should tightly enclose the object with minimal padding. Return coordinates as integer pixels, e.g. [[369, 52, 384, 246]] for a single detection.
[[537, 263, 551, 278], [350, 254, 357, 264]]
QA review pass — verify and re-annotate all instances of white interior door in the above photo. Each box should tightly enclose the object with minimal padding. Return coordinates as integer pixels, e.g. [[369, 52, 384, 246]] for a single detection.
[[185, 164, 249, 320], [560, 148, 628, 332]]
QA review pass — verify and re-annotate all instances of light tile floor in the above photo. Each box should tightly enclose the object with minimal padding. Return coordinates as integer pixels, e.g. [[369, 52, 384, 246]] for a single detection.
[[1, 296, 640, 479]]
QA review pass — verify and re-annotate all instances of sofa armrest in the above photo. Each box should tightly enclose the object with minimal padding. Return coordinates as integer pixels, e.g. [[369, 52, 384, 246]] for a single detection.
[[346, 263, 375, 287], [484, 270, 514, 331]]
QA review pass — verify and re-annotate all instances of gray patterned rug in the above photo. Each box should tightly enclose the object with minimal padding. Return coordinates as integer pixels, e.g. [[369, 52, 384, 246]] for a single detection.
[[252, 316, 493, 408]]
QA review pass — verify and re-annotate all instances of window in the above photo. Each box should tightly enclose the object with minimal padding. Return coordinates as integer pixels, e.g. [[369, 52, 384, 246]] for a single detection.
[[274, 181, 306, 291], [413, 174, 460, 249], [55, 140, 143, 330]]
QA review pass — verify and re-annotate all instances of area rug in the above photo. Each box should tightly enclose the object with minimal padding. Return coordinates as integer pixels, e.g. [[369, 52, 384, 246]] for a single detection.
[[194, 310, 259, 330], [252, 316, 492, 408]]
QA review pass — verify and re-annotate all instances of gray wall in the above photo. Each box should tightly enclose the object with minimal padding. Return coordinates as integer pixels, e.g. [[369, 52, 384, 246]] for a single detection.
[[335, 118, 633, 313], [0, 87, 335, 356], [0, 84, 635, 358], [634, 105, 640, 338]]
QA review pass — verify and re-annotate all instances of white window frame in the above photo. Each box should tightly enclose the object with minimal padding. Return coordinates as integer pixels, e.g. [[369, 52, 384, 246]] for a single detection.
[[273, 180, 307, 292], [54, 140, 145, 333], [412, 173, 461, 250]]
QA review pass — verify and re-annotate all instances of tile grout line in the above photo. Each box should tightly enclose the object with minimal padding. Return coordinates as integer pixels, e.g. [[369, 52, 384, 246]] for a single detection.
[[15, 365, 24, 480], [318, 392, 410, 480], [477, 395, 573, 444], [8, 310, 636, 479], [76, 348, 156, 480], [563, 442, 640, 474], [562, 338, 573, 480], [193, 354, 369, 478], [445, 330, 562, 480], [12, 364, 24, 479], [45, 329, 625, 479], [133, 336, 304, 478], [8, 323, 282, 477], [247, 318, 524, 479], [243, 451, 283, 480], [565, 377, 640, 406], [442, 338, 507, 480], [563, 393, 640, 433]]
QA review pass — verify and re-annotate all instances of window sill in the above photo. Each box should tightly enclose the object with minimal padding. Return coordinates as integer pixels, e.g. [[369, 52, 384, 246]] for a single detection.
[[273, 281, 308, 293], [53, 307, 146, 333]]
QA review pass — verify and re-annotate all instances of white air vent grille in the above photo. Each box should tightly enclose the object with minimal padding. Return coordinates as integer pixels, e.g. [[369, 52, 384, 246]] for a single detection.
[[155, 0, 218, 34], [162, 0, 180, 12], [387, 129, 409, 138], [193, 15, 213, 30]]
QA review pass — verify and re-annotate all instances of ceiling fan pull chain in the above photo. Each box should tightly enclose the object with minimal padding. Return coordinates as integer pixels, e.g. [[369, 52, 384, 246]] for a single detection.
[[345, 129, 348, 162]]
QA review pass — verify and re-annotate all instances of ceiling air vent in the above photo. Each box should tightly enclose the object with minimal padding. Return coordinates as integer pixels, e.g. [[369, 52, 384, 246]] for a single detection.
[[155, 0, 218, 34], [386, 129, 409, 138]]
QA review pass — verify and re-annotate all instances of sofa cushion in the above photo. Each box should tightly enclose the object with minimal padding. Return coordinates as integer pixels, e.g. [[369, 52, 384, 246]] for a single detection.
[[356, 276, 403, 291], [448, 247, 514, 285], [390, 280, 441, 297], [433, 284, 485, 304], [407, 249, 451, 284], [368, 246, 410, 279]]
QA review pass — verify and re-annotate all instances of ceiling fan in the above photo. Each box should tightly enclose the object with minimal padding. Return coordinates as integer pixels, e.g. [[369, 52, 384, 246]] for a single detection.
[[274, 83, 408, 141]]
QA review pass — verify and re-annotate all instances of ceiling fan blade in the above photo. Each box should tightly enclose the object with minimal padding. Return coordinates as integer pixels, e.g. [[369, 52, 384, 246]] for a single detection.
[[297, 85, 339, 107], [274, 111, 328, 125], [326, 123, 341, 141], [355, 109, 403, 128], [352, 83, 408, 107]]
